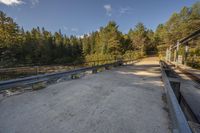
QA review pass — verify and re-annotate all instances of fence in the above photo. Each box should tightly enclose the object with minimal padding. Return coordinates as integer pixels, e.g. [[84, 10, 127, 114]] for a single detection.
[[165, 28, 200, 69]]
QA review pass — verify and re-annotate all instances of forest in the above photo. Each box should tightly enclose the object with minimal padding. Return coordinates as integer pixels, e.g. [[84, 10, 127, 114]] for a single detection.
[[0, 2, 200, 68]]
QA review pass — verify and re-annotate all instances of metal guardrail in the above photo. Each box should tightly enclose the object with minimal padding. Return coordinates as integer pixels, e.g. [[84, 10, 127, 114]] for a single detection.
[[0, 59, 137, 91], [0, 59, 119, 81], [160, 61, 192, 133], [0, 59, 125, 69]]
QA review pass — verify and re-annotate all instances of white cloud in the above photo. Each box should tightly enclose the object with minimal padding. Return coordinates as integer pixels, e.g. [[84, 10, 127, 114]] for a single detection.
[[63, 26, 68, 31], [63, 26, 79, 32], [104, 4, 112, 16], [76, 35, 84, 39], [119, 7, 132, 15], [30, 0, 39, 7], [71, 28, 79, 32], [76, 32, 91, 38], [0, 0, 24, 6]]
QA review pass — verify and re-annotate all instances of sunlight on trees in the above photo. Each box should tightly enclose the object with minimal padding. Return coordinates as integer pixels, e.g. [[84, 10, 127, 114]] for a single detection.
[[0, 2, 199, 68]]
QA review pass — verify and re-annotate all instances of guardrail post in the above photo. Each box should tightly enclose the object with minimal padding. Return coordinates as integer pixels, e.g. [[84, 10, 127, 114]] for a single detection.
[[105, 65, 109, 70], [71, 74, 80, 79], [92, 69, 97, 74], [35, 66, 39, 75], [113, 62, 117, 67], [32, 82, 46, 90], [114, 61, 121, 67], [118, 61, 123, 66]]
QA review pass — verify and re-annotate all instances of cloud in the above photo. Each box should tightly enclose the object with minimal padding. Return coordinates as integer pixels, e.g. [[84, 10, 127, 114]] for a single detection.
[[76, 35, 84, 39], [77, 32, 91, 38], [63, 26, 68, 31], [119, 7, 132, 15], [71, 28, 79, 32], [0, 0, 24, 6], [63, 26, 79, 32], [30, 0, 39, 7], [104, 4, 112, 16]]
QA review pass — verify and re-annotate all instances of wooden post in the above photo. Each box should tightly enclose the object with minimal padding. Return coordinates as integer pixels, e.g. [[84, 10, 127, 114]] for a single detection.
[[174, 49, 176, 62], [184, 43, 189, 66], [166, 48, 169, 61], [169, 46, 172, 62], [175, 42, 180, 67], [92, 69, 97, 74]]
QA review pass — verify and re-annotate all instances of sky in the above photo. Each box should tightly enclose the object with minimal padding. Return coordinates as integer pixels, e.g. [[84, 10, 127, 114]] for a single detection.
[[0, 0, 199, 36]]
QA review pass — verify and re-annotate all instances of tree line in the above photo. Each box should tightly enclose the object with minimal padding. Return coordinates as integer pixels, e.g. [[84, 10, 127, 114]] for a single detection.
[[0, 2, 199, 67], [155, 2, 200, 57]]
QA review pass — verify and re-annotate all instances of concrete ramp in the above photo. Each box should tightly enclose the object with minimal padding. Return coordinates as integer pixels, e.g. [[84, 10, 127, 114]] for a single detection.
[[0, 57, 170, 133]]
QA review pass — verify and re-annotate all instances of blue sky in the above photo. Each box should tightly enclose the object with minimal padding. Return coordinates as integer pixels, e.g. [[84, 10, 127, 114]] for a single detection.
[[0, 0, 199, 36]]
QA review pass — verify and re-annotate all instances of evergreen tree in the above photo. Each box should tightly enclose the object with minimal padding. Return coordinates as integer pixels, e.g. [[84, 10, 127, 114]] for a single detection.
[[0, 11, 21, 66]]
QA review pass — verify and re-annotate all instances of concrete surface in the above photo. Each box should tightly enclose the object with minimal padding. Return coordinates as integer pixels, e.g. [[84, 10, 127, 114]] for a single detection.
[[176, 63, 200, 80], [174, 69, 200, 122], [0, 57, 170, 133]]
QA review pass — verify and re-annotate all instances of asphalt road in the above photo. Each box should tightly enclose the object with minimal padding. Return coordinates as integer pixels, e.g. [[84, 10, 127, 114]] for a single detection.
[[0, 57, 170, 133]]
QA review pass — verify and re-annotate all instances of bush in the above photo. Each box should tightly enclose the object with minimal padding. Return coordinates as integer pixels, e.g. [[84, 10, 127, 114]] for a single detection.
[[123, 50, 143, 60], [85, 53, 116, 66]]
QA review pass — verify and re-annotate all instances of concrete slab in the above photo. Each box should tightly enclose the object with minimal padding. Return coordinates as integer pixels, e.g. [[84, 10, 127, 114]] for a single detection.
[[0, 57, 170, 133], [177, 63, 200, 80], [174, 69, 200, 122]]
